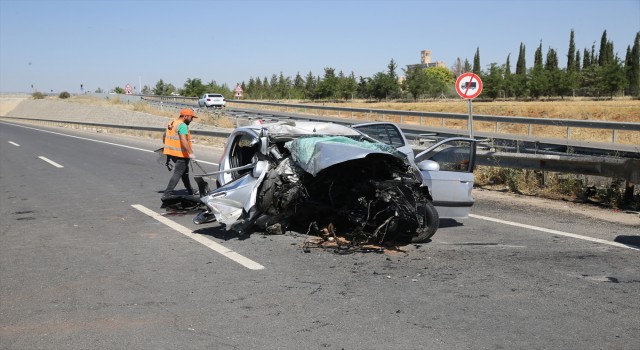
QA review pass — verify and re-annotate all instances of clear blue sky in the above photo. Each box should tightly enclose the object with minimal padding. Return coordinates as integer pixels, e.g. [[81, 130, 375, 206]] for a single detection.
[[1, 0, 638, 93]]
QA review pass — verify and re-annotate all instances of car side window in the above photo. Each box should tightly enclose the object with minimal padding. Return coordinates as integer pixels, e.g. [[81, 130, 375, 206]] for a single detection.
[[229, 133, 259, 179], [416, 140, 474, 173], [354, 124, 406, 148]]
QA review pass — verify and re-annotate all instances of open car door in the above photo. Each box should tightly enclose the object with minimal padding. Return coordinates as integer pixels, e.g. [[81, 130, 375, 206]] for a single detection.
[[351, 122, 415, 161], [414, 137, 477, 219]]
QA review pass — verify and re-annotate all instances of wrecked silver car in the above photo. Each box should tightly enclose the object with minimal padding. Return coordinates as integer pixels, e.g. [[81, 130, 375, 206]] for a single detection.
[[192, 121, 476, 244]]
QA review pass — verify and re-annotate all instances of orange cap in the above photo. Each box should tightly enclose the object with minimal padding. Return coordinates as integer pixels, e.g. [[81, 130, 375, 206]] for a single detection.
[[180, 108, 197, 118]]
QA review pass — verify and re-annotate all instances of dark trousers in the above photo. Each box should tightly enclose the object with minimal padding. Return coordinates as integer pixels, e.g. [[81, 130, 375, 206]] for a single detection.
[[164, 156, 193, 195]]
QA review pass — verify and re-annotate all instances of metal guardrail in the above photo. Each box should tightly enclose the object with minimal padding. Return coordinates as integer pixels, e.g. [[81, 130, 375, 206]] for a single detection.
[[225, 99, 640, 145], [2, 116, 638, 183], [137, 96, 639, 145]]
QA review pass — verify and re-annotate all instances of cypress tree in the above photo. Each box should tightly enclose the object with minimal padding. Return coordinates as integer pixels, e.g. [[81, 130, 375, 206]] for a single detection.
[[626, 32, 640, 96], [545, 48, 559, 71], [472, 47, 481, 74], [534, 42, 544, 69], [504, 54, 513, 98], [583, 48, 591, 69], [598, 30, 610, 66], [516, 43, 526, 75], [514, 43, 527, 99], [567, 29, 576, 72], [464, 59, 472, 73]]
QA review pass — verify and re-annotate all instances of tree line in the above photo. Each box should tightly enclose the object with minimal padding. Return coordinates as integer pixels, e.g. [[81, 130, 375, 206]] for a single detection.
[[135, 30, 639, 101]]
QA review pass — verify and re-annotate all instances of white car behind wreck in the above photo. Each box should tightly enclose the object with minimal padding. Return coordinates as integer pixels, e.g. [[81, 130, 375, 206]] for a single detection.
[[192, 121, 476, 244]]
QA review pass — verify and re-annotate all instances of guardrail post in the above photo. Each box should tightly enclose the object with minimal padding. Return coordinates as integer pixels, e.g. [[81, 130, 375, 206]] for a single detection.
[[567, 127, 571, 140], [613, 130, 618, 143], [528, 124, 532, 136], [496, 122, 500, 133]]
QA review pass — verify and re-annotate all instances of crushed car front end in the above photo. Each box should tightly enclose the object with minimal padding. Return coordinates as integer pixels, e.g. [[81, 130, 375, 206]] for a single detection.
[[193, 121, 440, 244]]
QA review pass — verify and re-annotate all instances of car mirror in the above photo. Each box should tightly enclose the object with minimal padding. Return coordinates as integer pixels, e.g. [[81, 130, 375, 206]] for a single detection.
[[417, 159, 440, 171]]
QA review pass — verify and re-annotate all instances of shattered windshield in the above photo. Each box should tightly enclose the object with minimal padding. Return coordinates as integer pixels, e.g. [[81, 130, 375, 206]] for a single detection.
[[284, 136, 405, 177]]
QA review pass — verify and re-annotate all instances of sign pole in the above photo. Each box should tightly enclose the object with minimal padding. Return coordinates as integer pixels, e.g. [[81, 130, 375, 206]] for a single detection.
[[468, 99, 473, 138], [455, 72, 483, 139]]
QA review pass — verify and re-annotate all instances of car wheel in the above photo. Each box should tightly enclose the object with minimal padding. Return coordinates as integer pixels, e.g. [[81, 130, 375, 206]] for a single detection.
[[412, 200, 439, 243]]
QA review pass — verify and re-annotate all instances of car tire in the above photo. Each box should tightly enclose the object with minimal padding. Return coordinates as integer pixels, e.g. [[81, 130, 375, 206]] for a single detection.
[[412, 200, 439, 243]]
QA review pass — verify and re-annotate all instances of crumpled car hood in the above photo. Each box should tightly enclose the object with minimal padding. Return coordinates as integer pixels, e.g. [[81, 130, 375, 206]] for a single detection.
[[285, 136, 401, 177]]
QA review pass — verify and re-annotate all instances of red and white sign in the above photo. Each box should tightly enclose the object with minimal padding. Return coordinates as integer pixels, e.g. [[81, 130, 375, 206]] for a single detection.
[[455, 73, 483, 99], [124, 83, 133, 95], [233, 83, 244, 98]]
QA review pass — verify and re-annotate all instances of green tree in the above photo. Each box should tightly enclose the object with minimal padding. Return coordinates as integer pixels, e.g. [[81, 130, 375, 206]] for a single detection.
[[598, 30, 615, 66], [386, 59, 401, 98], [528, 43, 549, 98], [565, 30, 580, 97], [403, 66, 427, 100], [304, 71, 317, 100], [600, 59, 627, 98], [545, 47, 561, 96], [514, 43, 528, 98], [503, 54, 514, 98], [114, 86, 125, 94], [316, 67, 338, 100], [567, 29, 576, 73], [516, 43, 526, 75], [152, 79, 174, 96], [424, 66, 455, 98], [625, 32, 640, 96], [180, 78, 205, 97], [357, 76, 372, 100], [580, 64, 601, 97], [463, 59, 472, 73], [483, 63, 504, 100], [472, 47, 481, 74], [292, 72, 305, 99], [336, 71, 358, 100]]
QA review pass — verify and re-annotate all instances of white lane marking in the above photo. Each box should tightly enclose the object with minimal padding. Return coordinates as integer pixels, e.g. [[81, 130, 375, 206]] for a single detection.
[[0, 121, 218, 166], [469, 214, 638, 251], [38, 156, 64, 168], [131, 204, 265, 270], [8, 141, 20, 146]]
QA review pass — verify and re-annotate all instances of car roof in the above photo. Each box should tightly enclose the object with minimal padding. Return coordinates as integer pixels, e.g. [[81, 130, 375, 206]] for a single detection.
[[240, 120, 361, 137]]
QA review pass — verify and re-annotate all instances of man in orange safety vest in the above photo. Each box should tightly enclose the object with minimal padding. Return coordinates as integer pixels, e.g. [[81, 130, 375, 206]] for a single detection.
[[162, 108, 197, 197]]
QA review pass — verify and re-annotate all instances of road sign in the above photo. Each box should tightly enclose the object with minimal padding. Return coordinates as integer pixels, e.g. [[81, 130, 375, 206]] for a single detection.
[[124, 83, 133, 95], [455, 73, 483, 99]]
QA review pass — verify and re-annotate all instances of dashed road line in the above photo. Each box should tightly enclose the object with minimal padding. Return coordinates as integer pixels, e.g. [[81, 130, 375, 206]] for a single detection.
[[8, 141, 20, 146], [469, 214, 637, 250], [0, 121, 218, 166], [131, 204, 265, 270], [38, 156, 64, 168]]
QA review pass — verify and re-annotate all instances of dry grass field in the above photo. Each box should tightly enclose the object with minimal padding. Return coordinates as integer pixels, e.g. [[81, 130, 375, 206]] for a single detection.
[[252, 99, 640, 145]]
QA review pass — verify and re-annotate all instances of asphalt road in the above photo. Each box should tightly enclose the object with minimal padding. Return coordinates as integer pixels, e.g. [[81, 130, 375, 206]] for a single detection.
[[1, 121, 639, 350]]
